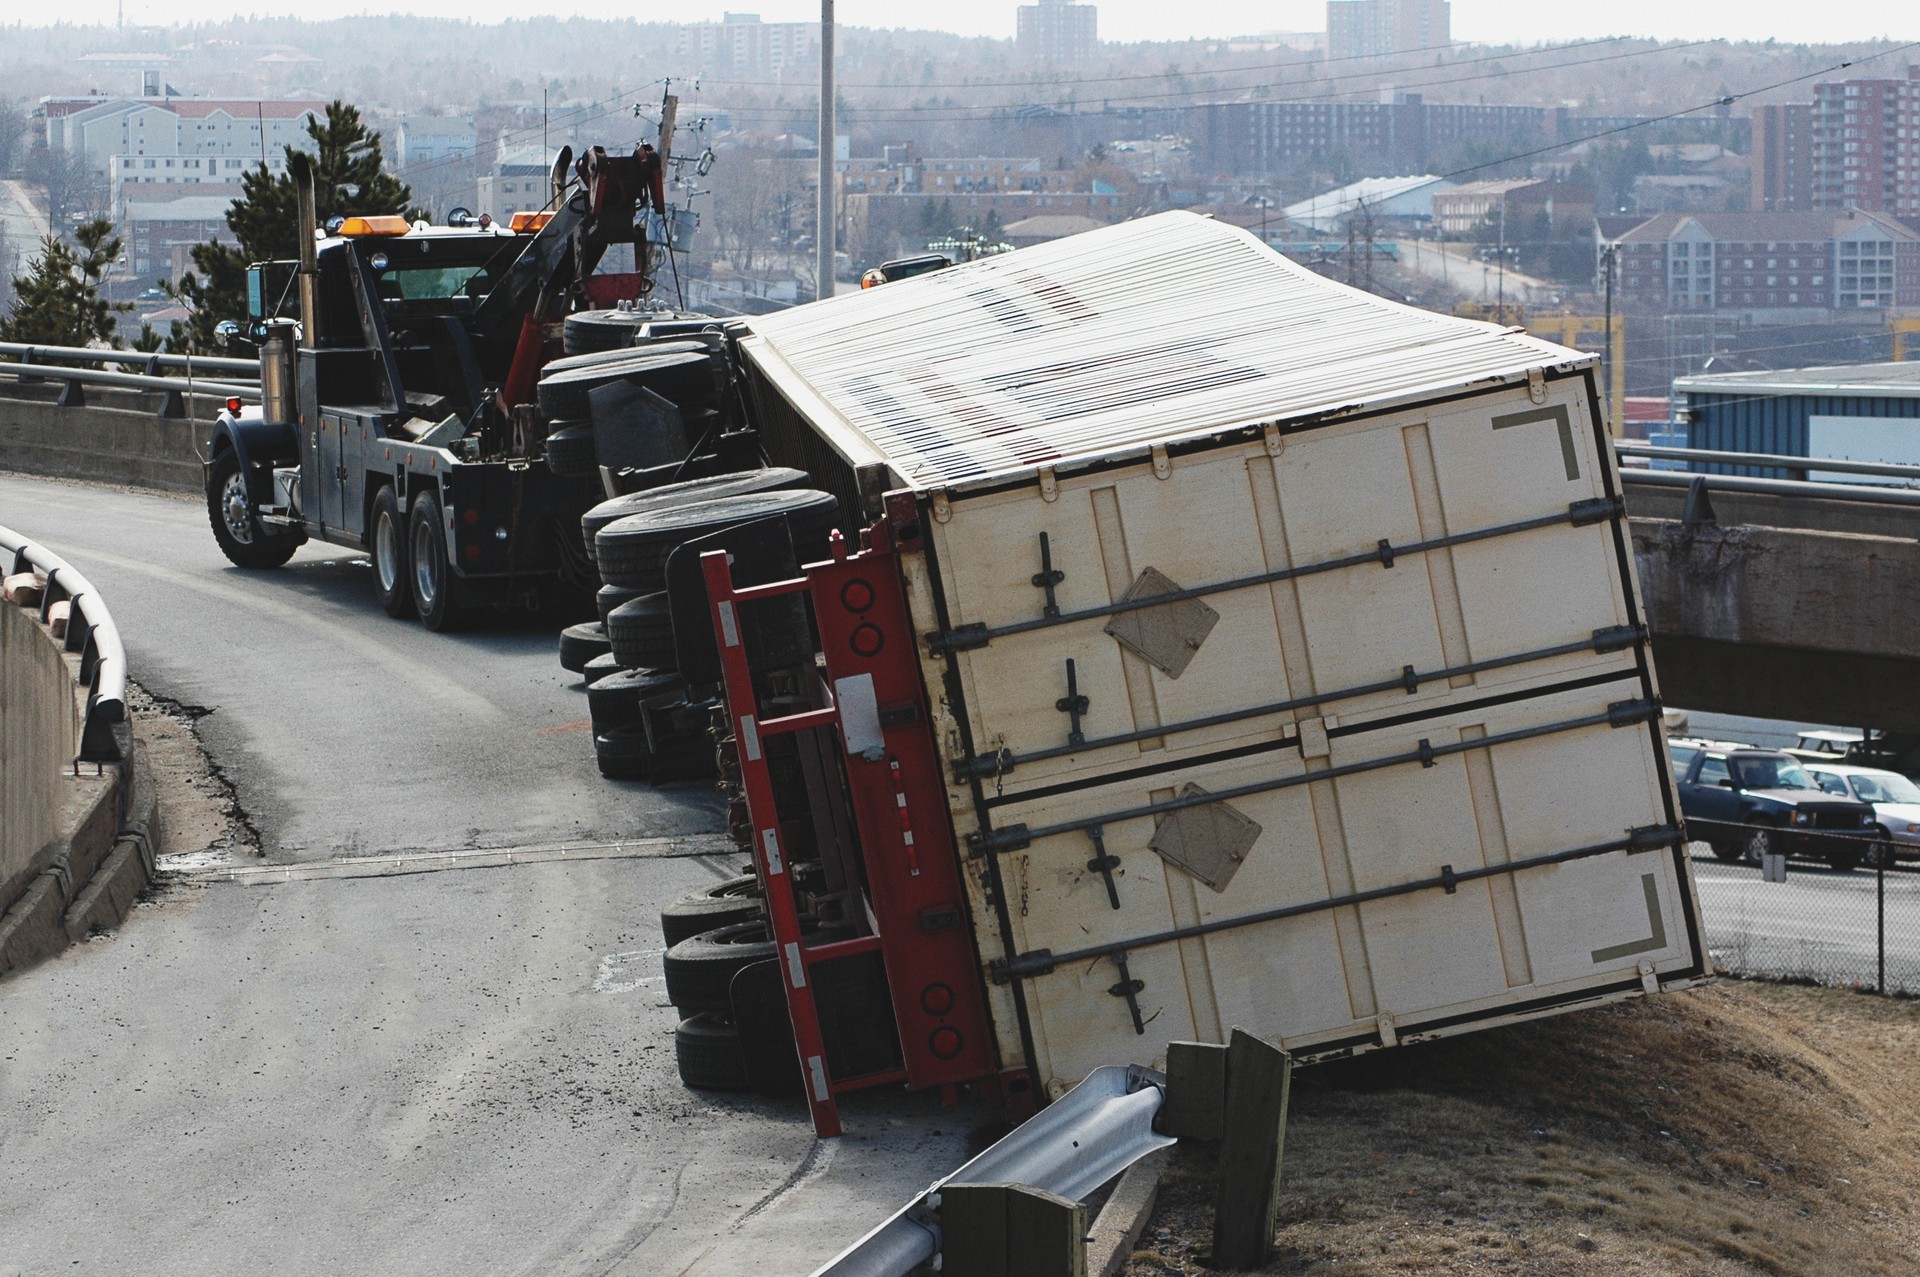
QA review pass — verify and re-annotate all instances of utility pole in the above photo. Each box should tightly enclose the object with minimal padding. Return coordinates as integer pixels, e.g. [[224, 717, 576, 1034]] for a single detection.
[[816, 0, 835, 301], [1601, 242, 1617, 431], [1496, 201, 1506, 314]]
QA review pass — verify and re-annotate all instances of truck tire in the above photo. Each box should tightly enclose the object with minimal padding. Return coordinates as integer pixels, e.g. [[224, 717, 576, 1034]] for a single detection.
[[583, 651, 621, 682], [1742, 819, 1776, 866], [580, 467, 810, 563], [370, 485, 413, 618], [558, 621, 612, 673], [595, 489, 840, 593], [536, 344, 712, 420], [597, 582, 644, 626], [206, 448, 298, 569], [659, 874, 764, 947], [594, 724, 651, 780], [674, 1014, 752, 1091], [587, 668, 682, 731], [607, 593, 677, 670], [544, 423, 599, 478], [662, 922, 778, 1015], [563, 309, 649, 356], [408, 489, 466, 631]]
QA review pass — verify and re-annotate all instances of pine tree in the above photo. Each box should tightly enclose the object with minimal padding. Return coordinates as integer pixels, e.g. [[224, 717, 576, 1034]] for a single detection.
[[0, 220, 130, 348], [170, 101, 417, 352]]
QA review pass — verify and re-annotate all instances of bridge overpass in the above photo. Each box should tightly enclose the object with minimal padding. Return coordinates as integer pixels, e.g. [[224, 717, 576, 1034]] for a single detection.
[[1622, 450, 1920, 735], [1, 359, 1917, 735]]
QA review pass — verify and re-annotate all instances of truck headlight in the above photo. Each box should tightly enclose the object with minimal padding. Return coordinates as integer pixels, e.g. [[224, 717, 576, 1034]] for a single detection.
[[1791, 811, 1810, 826]]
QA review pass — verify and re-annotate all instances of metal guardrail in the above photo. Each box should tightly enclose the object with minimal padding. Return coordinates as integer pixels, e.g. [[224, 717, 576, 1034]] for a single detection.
[[0, 359, 260, 405], [1616, 442, 1920, 484], [1616, 444, 1920, 509], [0, 523, 130, 767], [0, 340, 259, 377]]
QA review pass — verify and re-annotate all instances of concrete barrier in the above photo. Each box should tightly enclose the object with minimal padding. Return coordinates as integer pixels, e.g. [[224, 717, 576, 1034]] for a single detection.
[[0, 381, 218, 495], [0, 543, 158, 978]]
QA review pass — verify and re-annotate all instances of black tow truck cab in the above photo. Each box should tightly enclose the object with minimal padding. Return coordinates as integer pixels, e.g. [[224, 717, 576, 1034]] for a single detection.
[[205, 146, 665, 628]]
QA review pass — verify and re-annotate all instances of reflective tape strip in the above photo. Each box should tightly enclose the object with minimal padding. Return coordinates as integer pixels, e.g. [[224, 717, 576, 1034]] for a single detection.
[[717, 600, 740, 648], [761, 827, 785, 875], [785, 941, 807, 988], [808, 1054, 829, 1102], [739, 715, 761, 762]]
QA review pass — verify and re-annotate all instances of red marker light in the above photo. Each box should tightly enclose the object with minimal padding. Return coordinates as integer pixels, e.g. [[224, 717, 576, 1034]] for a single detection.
[[226, 397, 242, 413], [463, 508, 479, 525], [464, 544, 480, 560]]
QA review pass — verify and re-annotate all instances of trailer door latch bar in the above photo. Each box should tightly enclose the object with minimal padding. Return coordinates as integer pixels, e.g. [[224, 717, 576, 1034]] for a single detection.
[[1086, 825, 1122, 910], [1107, 952, 1148, 1035], [1056, 658, 1089, 746], [1030, 530, 1066, 619]]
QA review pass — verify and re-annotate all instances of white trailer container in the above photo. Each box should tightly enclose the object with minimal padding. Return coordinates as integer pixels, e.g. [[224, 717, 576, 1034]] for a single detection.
[[737, 211, 1707, 1099]]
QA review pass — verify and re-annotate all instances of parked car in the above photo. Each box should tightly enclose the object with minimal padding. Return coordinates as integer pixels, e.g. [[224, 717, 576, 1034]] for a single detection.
[[1803, 763, 1920, 868], [1672, 745, 1877, 871]]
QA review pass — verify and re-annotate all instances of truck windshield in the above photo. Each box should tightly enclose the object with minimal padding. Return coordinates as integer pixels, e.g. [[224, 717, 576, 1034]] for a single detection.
[[1733, 756, 1817, 790], [376, 263, 495, 302]]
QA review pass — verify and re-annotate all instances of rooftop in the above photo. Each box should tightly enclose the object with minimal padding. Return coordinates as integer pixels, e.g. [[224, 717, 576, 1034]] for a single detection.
[[1675, 361, 1920, 399]]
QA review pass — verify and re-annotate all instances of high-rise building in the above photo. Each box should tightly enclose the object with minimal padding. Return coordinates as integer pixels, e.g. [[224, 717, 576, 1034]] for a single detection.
[[674, 14, 821, 79], [1017, 0, 1098, 64], [1326, 0, 1449, 63], [1810, 67, 1920, 216], [1752, 104, 1815, 212]]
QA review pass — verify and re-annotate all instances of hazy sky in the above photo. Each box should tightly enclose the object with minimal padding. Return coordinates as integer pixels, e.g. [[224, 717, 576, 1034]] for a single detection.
[[19, 0, 1919, 47]]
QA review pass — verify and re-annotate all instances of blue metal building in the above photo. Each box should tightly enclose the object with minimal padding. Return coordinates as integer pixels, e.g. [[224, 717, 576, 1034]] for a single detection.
[[1674, 361, 1920, 478]]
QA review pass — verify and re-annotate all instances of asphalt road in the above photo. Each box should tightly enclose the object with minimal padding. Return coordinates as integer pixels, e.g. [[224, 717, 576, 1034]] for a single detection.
[[1690, 847, 1920, 993], [0, 473, 982, 1276]]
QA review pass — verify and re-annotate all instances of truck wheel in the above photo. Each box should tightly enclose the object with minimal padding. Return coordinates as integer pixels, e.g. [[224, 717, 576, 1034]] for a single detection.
[[659, 874, 764, 947], [597, 582, 644, 626], [370, 486, 413, 618], [663, 922, 777, 1015], [594, 724, 651, 780], [408, 490, 466, 631], [580, 467, 810, 566], [558, 621, 612, 674], [1708, 840, 1744, 863], [1866, 829, 1896, 870], [607, 593, 677, 670], [595, 489, 840, 593], [674, 1014, 752, 1091], [206, 449, 297, 569], [1742, 820, 1775, 866]]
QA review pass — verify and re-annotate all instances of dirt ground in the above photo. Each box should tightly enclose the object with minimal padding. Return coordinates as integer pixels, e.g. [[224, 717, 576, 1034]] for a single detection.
[[1124, 981, 1920, 1276]]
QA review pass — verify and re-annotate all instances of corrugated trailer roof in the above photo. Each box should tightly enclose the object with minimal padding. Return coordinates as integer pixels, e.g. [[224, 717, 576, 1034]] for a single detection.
[[739, 211, 1591, 494]]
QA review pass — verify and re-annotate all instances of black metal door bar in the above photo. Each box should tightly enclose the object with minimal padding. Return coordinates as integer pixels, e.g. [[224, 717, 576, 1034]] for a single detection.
[[955, 624, 1644, 782], [968, 699, 1657, 856], [926, 496, 1620, 655], [993, 822, 1682, 982]]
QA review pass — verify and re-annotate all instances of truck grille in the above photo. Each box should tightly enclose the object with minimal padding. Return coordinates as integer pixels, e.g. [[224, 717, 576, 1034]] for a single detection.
[[1811, 809, 1869, 829]]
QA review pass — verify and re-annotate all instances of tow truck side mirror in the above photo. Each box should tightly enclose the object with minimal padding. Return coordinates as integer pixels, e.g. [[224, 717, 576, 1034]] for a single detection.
[[214, 319, 241, 347]]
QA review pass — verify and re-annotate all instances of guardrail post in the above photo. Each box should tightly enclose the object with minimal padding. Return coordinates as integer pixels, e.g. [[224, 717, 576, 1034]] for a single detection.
[[155, 387, 186, 418], [941, 1183, 1087, 1277], [17, 346, 39, 384], [1210, 1028, 1293, 1271], [55, 375, 85, 408]]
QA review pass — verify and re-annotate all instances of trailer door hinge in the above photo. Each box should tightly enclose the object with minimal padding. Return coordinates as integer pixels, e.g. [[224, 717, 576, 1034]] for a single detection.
[[1150, 444, 1171, 480], [1037, 465, 1059, 502], [931, 489, 953, 523], [927, 623, 990, 655], [1528, 368, 1548, 404], [1263, 423, 1283, 455], [967, 823, 1031, 856]]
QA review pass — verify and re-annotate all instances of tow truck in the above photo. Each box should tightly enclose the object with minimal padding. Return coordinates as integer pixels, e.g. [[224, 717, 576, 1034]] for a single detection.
[[204, 138, 675, 628]]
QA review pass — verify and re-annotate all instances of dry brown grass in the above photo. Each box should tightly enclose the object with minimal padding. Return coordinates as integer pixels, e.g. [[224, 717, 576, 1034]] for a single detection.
[[1123, 981, 1920, 1276]]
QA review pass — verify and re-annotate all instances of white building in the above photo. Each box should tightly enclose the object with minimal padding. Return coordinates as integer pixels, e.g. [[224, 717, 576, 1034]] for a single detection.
[[674, 14, 821, 79], [40, 95, 324, 175]]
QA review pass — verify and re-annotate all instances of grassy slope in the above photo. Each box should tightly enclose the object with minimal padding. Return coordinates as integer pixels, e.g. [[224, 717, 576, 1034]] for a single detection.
[[1126, 981, 1920, 1275]]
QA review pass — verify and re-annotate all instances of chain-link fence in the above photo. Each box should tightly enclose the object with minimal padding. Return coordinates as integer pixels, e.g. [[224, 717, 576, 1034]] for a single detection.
[[1685, 816, 1920, 994]]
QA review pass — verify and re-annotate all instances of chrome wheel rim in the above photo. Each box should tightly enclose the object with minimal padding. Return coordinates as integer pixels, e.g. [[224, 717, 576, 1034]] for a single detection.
[[412, 515, 438, 610], [221, 471, 254, 544], [1744, 828, 1770, 863], [374, 509, 400, 594]]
